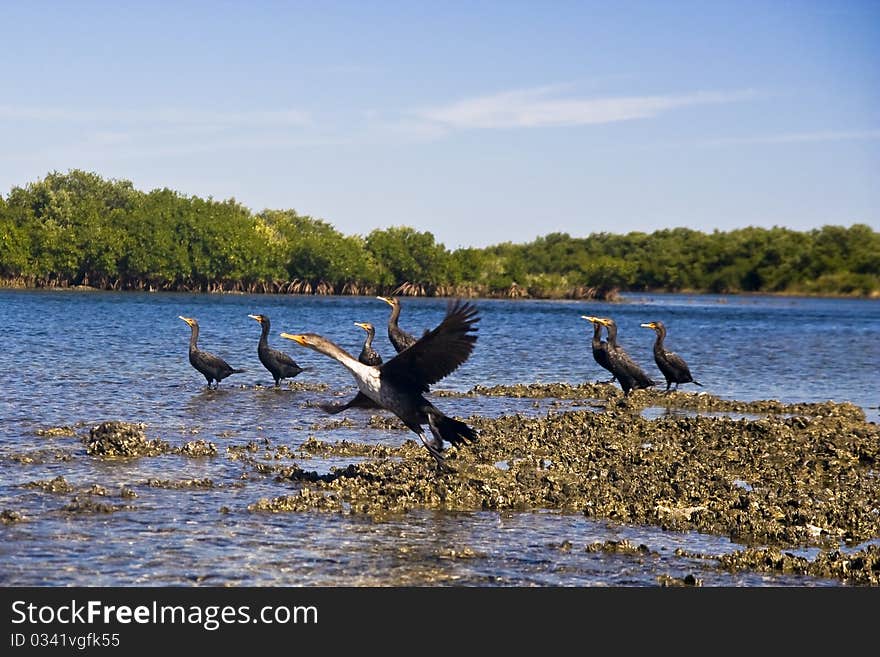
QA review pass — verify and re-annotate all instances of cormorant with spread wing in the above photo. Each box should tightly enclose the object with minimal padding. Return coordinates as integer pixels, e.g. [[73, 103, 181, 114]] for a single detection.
[[593, 317, 655, 397], [248, 314, 306, 386], [377, 296, 418, 353], [281, 299, 479, 470], [179, 316, 245, 388], [641, 320, 702, 391], [581, 315, 616, 384]]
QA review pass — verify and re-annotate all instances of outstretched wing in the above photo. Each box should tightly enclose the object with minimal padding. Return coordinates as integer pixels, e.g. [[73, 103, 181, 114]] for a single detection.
[[379, 299, 479, 393], [318, 391, 380, 414]]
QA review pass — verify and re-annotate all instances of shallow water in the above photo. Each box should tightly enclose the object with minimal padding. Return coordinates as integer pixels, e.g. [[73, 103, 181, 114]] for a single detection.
[[1, 289, 877, 586]]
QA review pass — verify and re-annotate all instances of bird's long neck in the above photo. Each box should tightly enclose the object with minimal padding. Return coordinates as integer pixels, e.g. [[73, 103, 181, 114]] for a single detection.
[[188, 324, 200, 352], [364, 328, 375, 348], [312, 340, 369, 376], [388, 303, 401, 327], [592, 323, 604, 347], [653, 326, 666, 352], [258, 321, 270, 349], [605, 324, 619, 348]]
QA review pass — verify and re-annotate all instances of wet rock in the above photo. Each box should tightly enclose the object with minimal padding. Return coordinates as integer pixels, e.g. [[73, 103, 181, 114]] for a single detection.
[[146, 478, 216, 489], [174, 439, 218, 457], [311, 418, 358, 430], [658, 573, 702, 587], [36, 425, 77, 438], [7, 448, 76, 464], [63, 496, 135, 514], [1, 509, 24, 523], [84, 421, 169, 457], [299, 436, 393, 458], [23, 475, 76, 493], [718, 545, 880, 585], [586, 539, 653, 556]]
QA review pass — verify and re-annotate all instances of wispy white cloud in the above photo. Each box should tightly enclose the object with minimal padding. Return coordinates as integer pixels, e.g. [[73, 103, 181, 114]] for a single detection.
[[700, 130, 880, 146], [0, 105, 311, 126], [413, 87, 756, 130]]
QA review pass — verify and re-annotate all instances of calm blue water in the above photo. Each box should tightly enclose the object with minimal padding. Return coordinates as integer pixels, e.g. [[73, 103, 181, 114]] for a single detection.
[[0, 289, 877, 586]]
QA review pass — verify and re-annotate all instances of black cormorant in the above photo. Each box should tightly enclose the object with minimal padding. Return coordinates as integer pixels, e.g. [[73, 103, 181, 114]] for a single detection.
[[581, 315, 616, 384], [377, 296, 418, 353], [354, 321, 383, 366], [593, 317, 656, 396], [248, 314, 306, 386], [640, 320, 702, 392], [179, 316, 245, 388], [281, 299, 479, 471]]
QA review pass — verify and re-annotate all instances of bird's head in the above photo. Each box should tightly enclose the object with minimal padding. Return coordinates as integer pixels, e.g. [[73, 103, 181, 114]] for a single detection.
[[581, 315, 603, 325], [640, 321, 664, 333], [354, 322, 374, 333], [279, 332, 328, 353], [377, 296, 398, 308], [179, 316, 197, 328], [249, 314, 268, 325]]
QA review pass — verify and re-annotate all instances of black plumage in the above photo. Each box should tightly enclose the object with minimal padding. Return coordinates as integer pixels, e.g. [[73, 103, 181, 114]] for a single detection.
[[377, 296, 418, 353], [581, 315, 616, 383], [641, 320, 702, 392], [281, 299, 480, 471], [248, 314, 306, 386], [354, 321, 383, 366], [594, 317, 656, 397], [179, 316, 245, 388]]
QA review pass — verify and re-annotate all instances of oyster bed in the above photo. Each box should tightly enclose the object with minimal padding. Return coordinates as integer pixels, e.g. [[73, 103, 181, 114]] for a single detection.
[[6, 383, 879, 585]]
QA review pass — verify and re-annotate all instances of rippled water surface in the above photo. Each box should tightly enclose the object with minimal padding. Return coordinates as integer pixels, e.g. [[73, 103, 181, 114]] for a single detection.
[[1, 290, 877, 586]]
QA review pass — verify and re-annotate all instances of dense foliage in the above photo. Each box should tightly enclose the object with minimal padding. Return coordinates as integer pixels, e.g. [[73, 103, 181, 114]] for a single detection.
[[1, 170, 877, 297]]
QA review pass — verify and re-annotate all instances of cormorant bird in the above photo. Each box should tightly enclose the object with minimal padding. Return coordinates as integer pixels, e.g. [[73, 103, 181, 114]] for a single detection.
[[179, 316, 245, 388], [640, 320, 702, 392], [581, 316, 616, 384], [354, 321, 383, 366], [377, 296, 418, 353], [281, 299, 479, 471], [248, 314, 307, 386], [593, 317, 656, 397]]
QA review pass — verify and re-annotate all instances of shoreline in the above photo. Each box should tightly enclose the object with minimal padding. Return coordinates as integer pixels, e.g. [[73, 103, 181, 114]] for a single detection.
[[1, 281, 877, 301]]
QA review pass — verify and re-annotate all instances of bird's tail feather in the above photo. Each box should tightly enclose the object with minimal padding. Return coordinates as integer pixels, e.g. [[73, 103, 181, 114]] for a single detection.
[[693, 380, 704, 387], [427, 408, 477, 447], [232, 368, 246, 373]]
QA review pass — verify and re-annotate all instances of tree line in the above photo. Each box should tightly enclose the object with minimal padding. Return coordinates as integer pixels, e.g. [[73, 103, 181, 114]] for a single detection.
[[1, 170, 877, 298]]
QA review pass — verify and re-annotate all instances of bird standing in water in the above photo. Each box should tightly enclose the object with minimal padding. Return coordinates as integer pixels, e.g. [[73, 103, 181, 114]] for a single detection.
[[248, 314, 306, 386], [592, 317, 655, 397], [354, 321, 383, 366], [640, 320, 702, 392], [179, 316, 245, 389], [281, 299, 479, 471], [581, 316, 616, 384], [377, 296, 418, 353]]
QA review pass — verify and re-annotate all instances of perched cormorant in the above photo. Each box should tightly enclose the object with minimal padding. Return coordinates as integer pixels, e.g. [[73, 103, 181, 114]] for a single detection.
[[377, 296, 418, 353], [281, 299, 480, 471], [179, 316, 245, 388], [248, 314, 306, 386], [640, 320, 702, 392], [593, 317, 656, 397], [354, 321, 383, 366], [581, 316, 616, 384]]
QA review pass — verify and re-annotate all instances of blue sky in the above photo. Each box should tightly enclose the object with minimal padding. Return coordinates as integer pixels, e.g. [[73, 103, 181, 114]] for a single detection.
[[1, 0, 877, 249]]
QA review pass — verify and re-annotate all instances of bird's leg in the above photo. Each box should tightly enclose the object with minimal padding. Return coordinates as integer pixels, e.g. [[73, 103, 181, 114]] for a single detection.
[[416, 430, 455, 474]]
